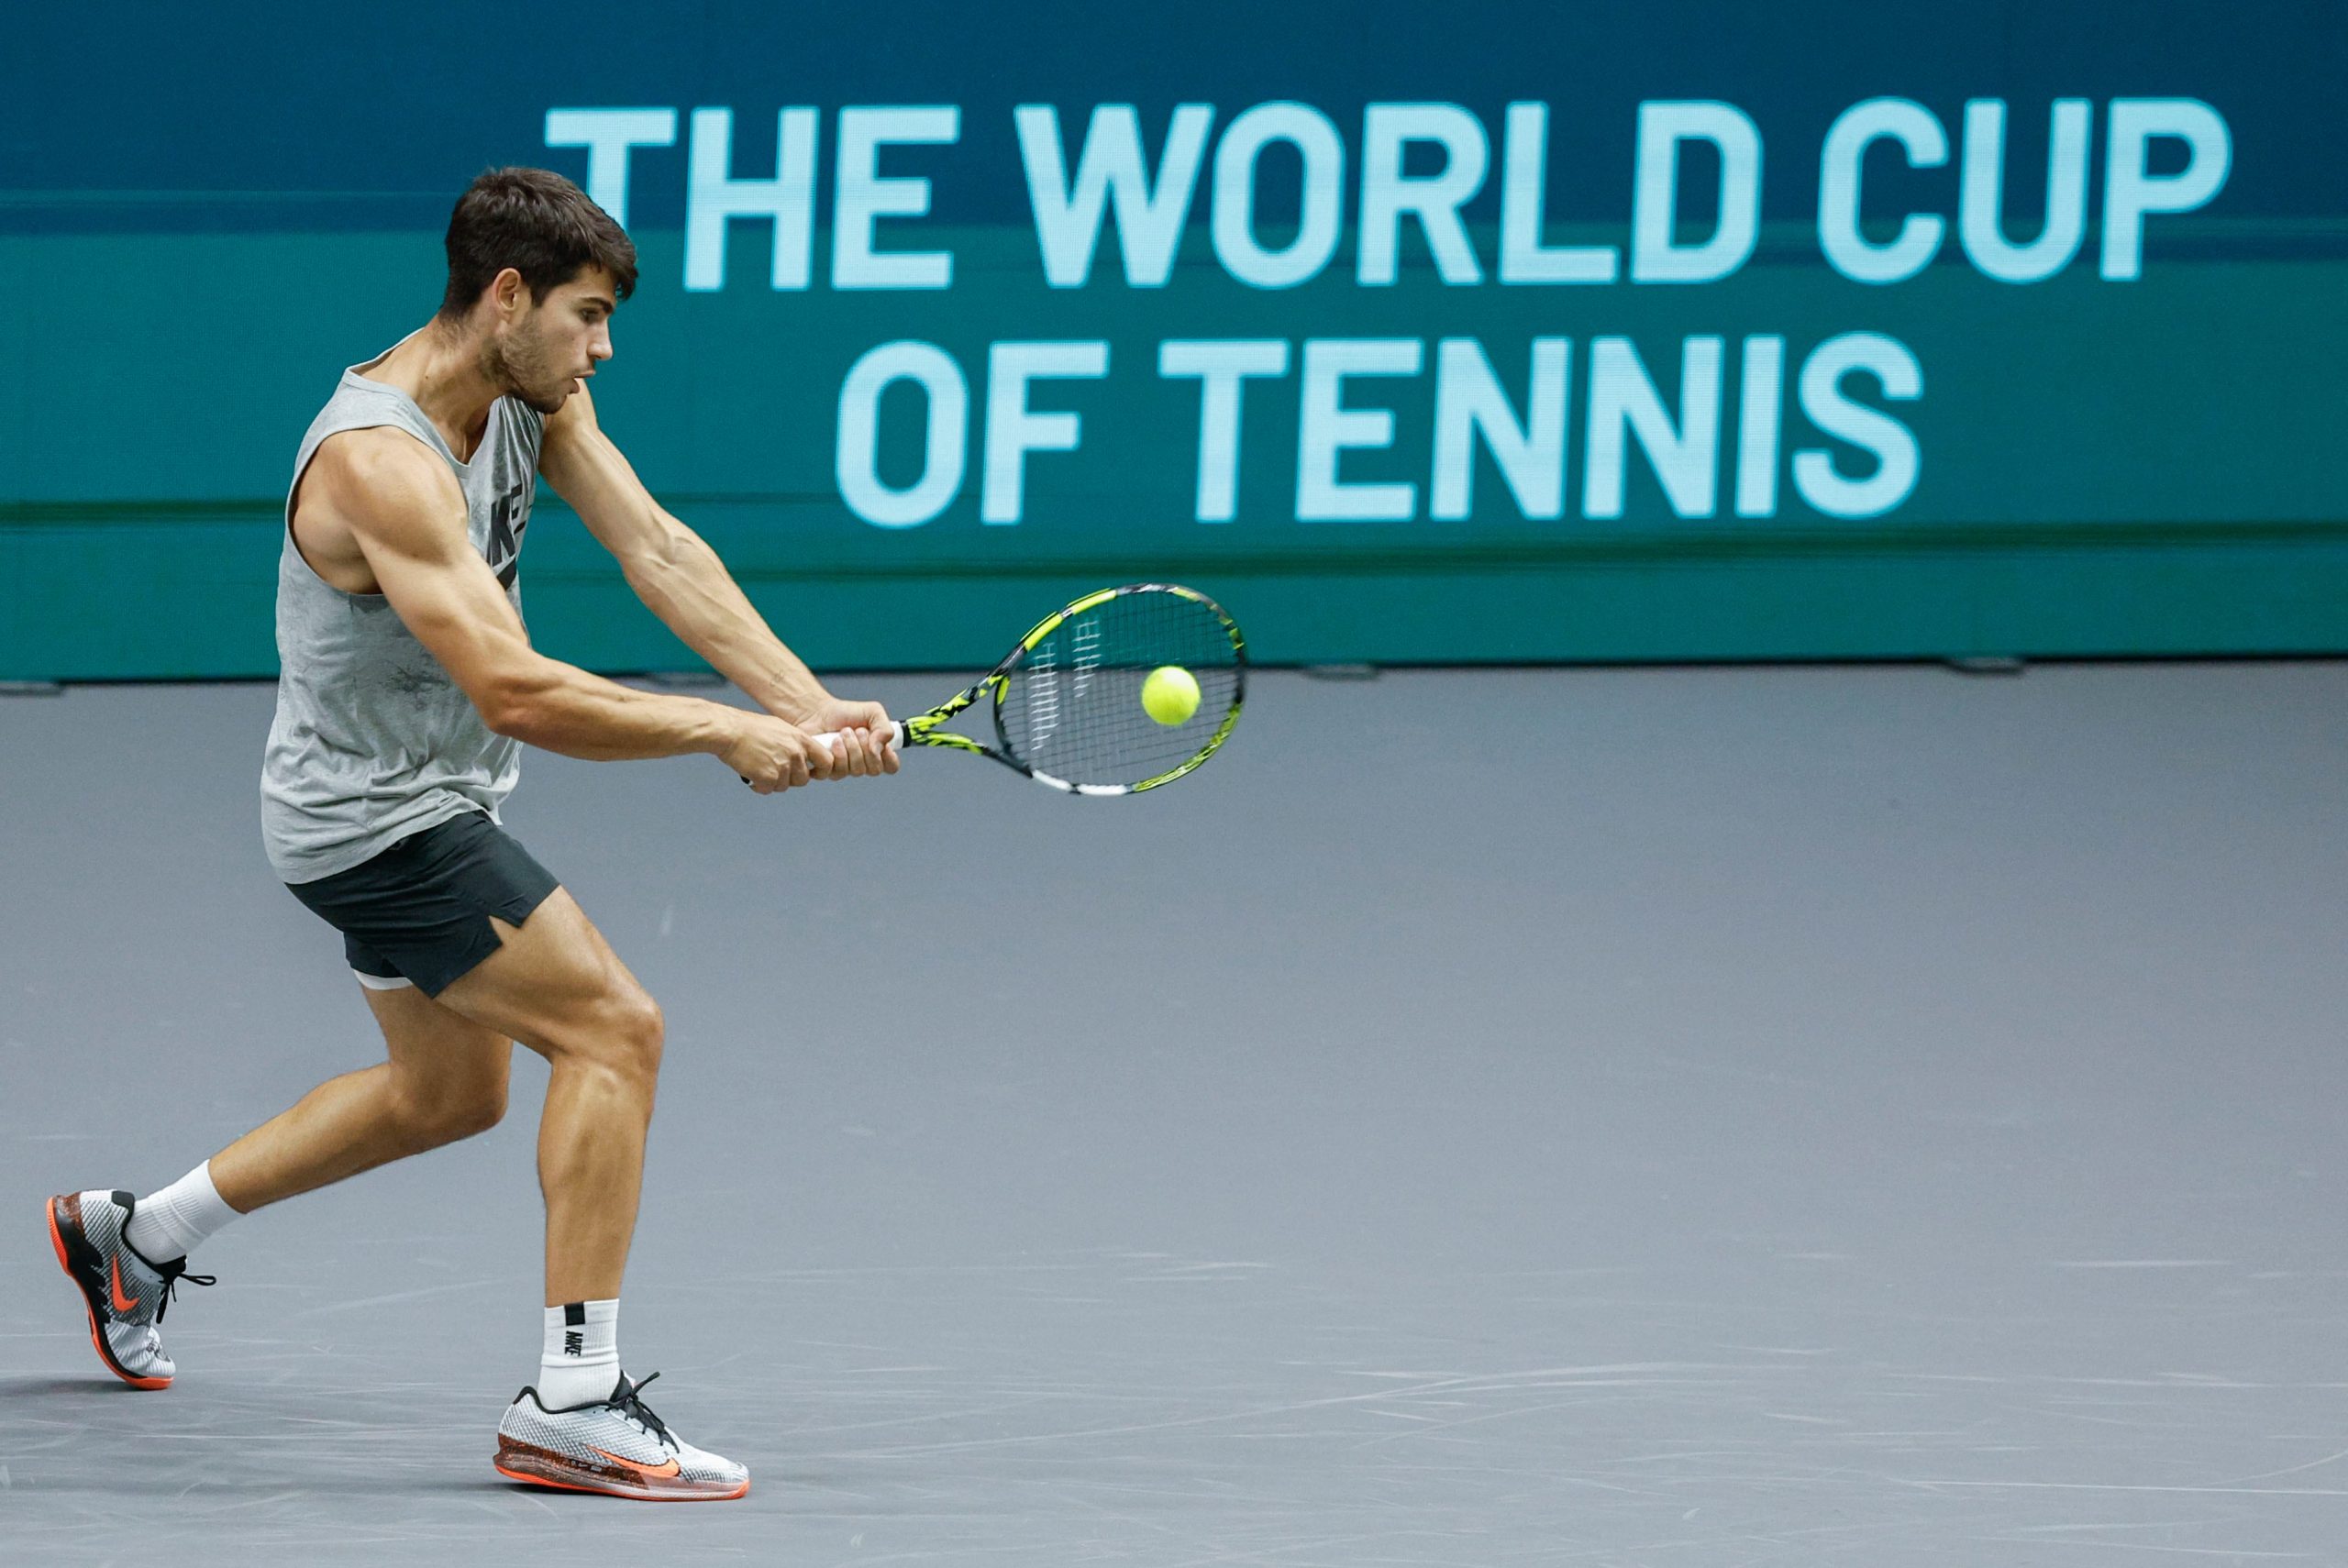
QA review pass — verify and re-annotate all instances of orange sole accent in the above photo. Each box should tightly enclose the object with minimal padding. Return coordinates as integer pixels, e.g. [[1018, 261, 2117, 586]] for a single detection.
[[46, 1198, 170, 1392], [493, 1458, 748, 1503]]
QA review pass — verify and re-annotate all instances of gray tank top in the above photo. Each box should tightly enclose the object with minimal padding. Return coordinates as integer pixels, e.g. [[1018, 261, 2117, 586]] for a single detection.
[[260, 351, 546, 883]]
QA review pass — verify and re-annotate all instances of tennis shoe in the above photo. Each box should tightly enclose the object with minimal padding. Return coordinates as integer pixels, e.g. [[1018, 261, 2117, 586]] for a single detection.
[[45, 1189, 215, 1390], [495, 1371, 749, 1501]]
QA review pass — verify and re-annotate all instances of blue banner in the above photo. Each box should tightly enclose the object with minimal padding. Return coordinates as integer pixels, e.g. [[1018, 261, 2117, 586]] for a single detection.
[[4, 1, 2344, 677]]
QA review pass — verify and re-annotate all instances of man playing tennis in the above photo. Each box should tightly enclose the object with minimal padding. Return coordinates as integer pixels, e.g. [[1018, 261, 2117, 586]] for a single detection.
[[45, 167, 892, 1501]]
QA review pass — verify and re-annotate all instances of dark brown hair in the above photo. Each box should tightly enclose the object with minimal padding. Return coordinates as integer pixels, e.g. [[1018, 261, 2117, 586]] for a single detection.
[[437, 167, 637, 318]]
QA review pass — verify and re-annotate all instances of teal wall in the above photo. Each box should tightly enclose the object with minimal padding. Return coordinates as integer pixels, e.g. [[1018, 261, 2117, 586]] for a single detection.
[[4, 3, 2344, 677]]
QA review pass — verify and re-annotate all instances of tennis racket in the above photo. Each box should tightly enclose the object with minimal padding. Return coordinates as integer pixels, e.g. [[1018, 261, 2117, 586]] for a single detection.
[[807, 582, 1246, 795]]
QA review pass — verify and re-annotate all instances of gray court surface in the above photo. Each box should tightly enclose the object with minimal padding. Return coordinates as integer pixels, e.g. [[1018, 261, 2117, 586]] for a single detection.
[[4, 662, 2346, 1565]]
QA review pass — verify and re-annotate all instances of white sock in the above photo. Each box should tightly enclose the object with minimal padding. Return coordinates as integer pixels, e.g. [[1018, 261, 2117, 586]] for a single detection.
[[125, 1160, 242, 1264], [537, 1299, 620, 1408]]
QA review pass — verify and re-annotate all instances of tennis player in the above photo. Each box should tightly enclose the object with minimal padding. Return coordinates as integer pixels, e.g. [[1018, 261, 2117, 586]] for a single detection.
[[44, 167, 892, 1501]]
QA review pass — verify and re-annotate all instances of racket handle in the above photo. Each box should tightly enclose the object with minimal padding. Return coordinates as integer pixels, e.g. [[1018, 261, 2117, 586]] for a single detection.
[[741, 721, 903, 786], [814, 721, 906, 751]]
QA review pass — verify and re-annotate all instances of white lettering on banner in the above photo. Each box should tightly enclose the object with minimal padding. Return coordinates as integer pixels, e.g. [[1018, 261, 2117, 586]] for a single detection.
[[833, 106, 959, 289], [1016, 104, 1214, 288], [1298, 338, 1423, 521], [1793, 333, 1923, 517], [982, 341, 1111, 524], [543, 108, 676, 227], [836, 342, 968, 527], [1735, 336, 1786, 517], [1631, 103, 1763, 284], [831, 332, 1922, 527], [1499, 102, 1619, 284], [2101, 98, 2232, 281], [1961, 99, 2092, 283], [1211, 103, 1346, 289], [1430, 337, 1569, 521], [1584, 336, 1725, 518], [1357, 103, 1489, 286], [531, 92, 2232, 532], [547, 94, 2233, 295], [1818, 98, 1947, 285], [685, 106, 818, 291], [1159, 340, 1291, 522]]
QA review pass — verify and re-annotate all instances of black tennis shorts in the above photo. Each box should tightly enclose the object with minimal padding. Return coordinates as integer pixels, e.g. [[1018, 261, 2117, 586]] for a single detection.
[[284, 810, 560, 998]]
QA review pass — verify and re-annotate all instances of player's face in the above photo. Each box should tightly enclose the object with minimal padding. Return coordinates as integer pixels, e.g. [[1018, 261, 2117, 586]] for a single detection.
[[496, 268, 617, 414]]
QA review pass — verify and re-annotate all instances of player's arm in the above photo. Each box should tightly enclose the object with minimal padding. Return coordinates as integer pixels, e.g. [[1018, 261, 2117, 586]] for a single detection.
[[537, 385, 892, 765], [311, 428, 828, 792]]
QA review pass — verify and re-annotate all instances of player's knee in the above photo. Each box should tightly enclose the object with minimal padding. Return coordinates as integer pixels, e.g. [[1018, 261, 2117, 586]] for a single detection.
[[598, 988, 665, 1084], [542, 986, 663, 1088], [393, 1077, 507, 1150], [450, 1077, 510, 1138], [421, 1096, 504, 1148]]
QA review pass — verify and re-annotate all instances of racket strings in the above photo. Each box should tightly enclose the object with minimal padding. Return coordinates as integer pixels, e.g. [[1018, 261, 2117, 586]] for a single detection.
[[995, 589, 1242, 788]]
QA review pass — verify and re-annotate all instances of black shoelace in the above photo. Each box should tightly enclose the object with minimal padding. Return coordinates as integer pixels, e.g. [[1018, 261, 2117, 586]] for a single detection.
[[153, 1256, 216, 1324], [606, 1371, 673, 1446]]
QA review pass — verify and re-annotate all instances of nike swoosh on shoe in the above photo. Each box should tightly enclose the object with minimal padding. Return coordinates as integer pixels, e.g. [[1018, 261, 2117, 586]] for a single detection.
[[589, 1446, 681, 1480]]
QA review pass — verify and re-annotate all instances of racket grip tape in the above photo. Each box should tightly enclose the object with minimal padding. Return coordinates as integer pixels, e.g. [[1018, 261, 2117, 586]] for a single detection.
[[814, 721, 908, 751], [739, 721, 905, 786]]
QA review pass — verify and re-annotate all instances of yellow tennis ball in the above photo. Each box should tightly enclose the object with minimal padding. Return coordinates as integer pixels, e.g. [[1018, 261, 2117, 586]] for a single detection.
[[1141, 665, 1201, 725]]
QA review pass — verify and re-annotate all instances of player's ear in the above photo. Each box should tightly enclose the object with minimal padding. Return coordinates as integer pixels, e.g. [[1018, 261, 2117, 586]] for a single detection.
[[490, 267, 528, 318]]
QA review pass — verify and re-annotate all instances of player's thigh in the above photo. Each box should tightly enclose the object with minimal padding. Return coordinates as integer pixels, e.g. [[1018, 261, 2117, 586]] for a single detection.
[[361, 980, 515, 1114], [431, 887, 659, 1064]]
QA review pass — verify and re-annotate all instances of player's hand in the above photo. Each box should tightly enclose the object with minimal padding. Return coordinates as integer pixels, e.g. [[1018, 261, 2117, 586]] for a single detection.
[[721, 712, 828, 795], [801, 696, 900, 778]]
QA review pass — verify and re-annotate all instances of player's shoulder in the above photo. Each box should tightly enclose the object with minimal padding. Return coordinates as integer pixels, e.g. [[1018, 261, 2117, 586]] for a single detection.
[[310, 425, 462, 507], [305, 427, 468, 554]]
